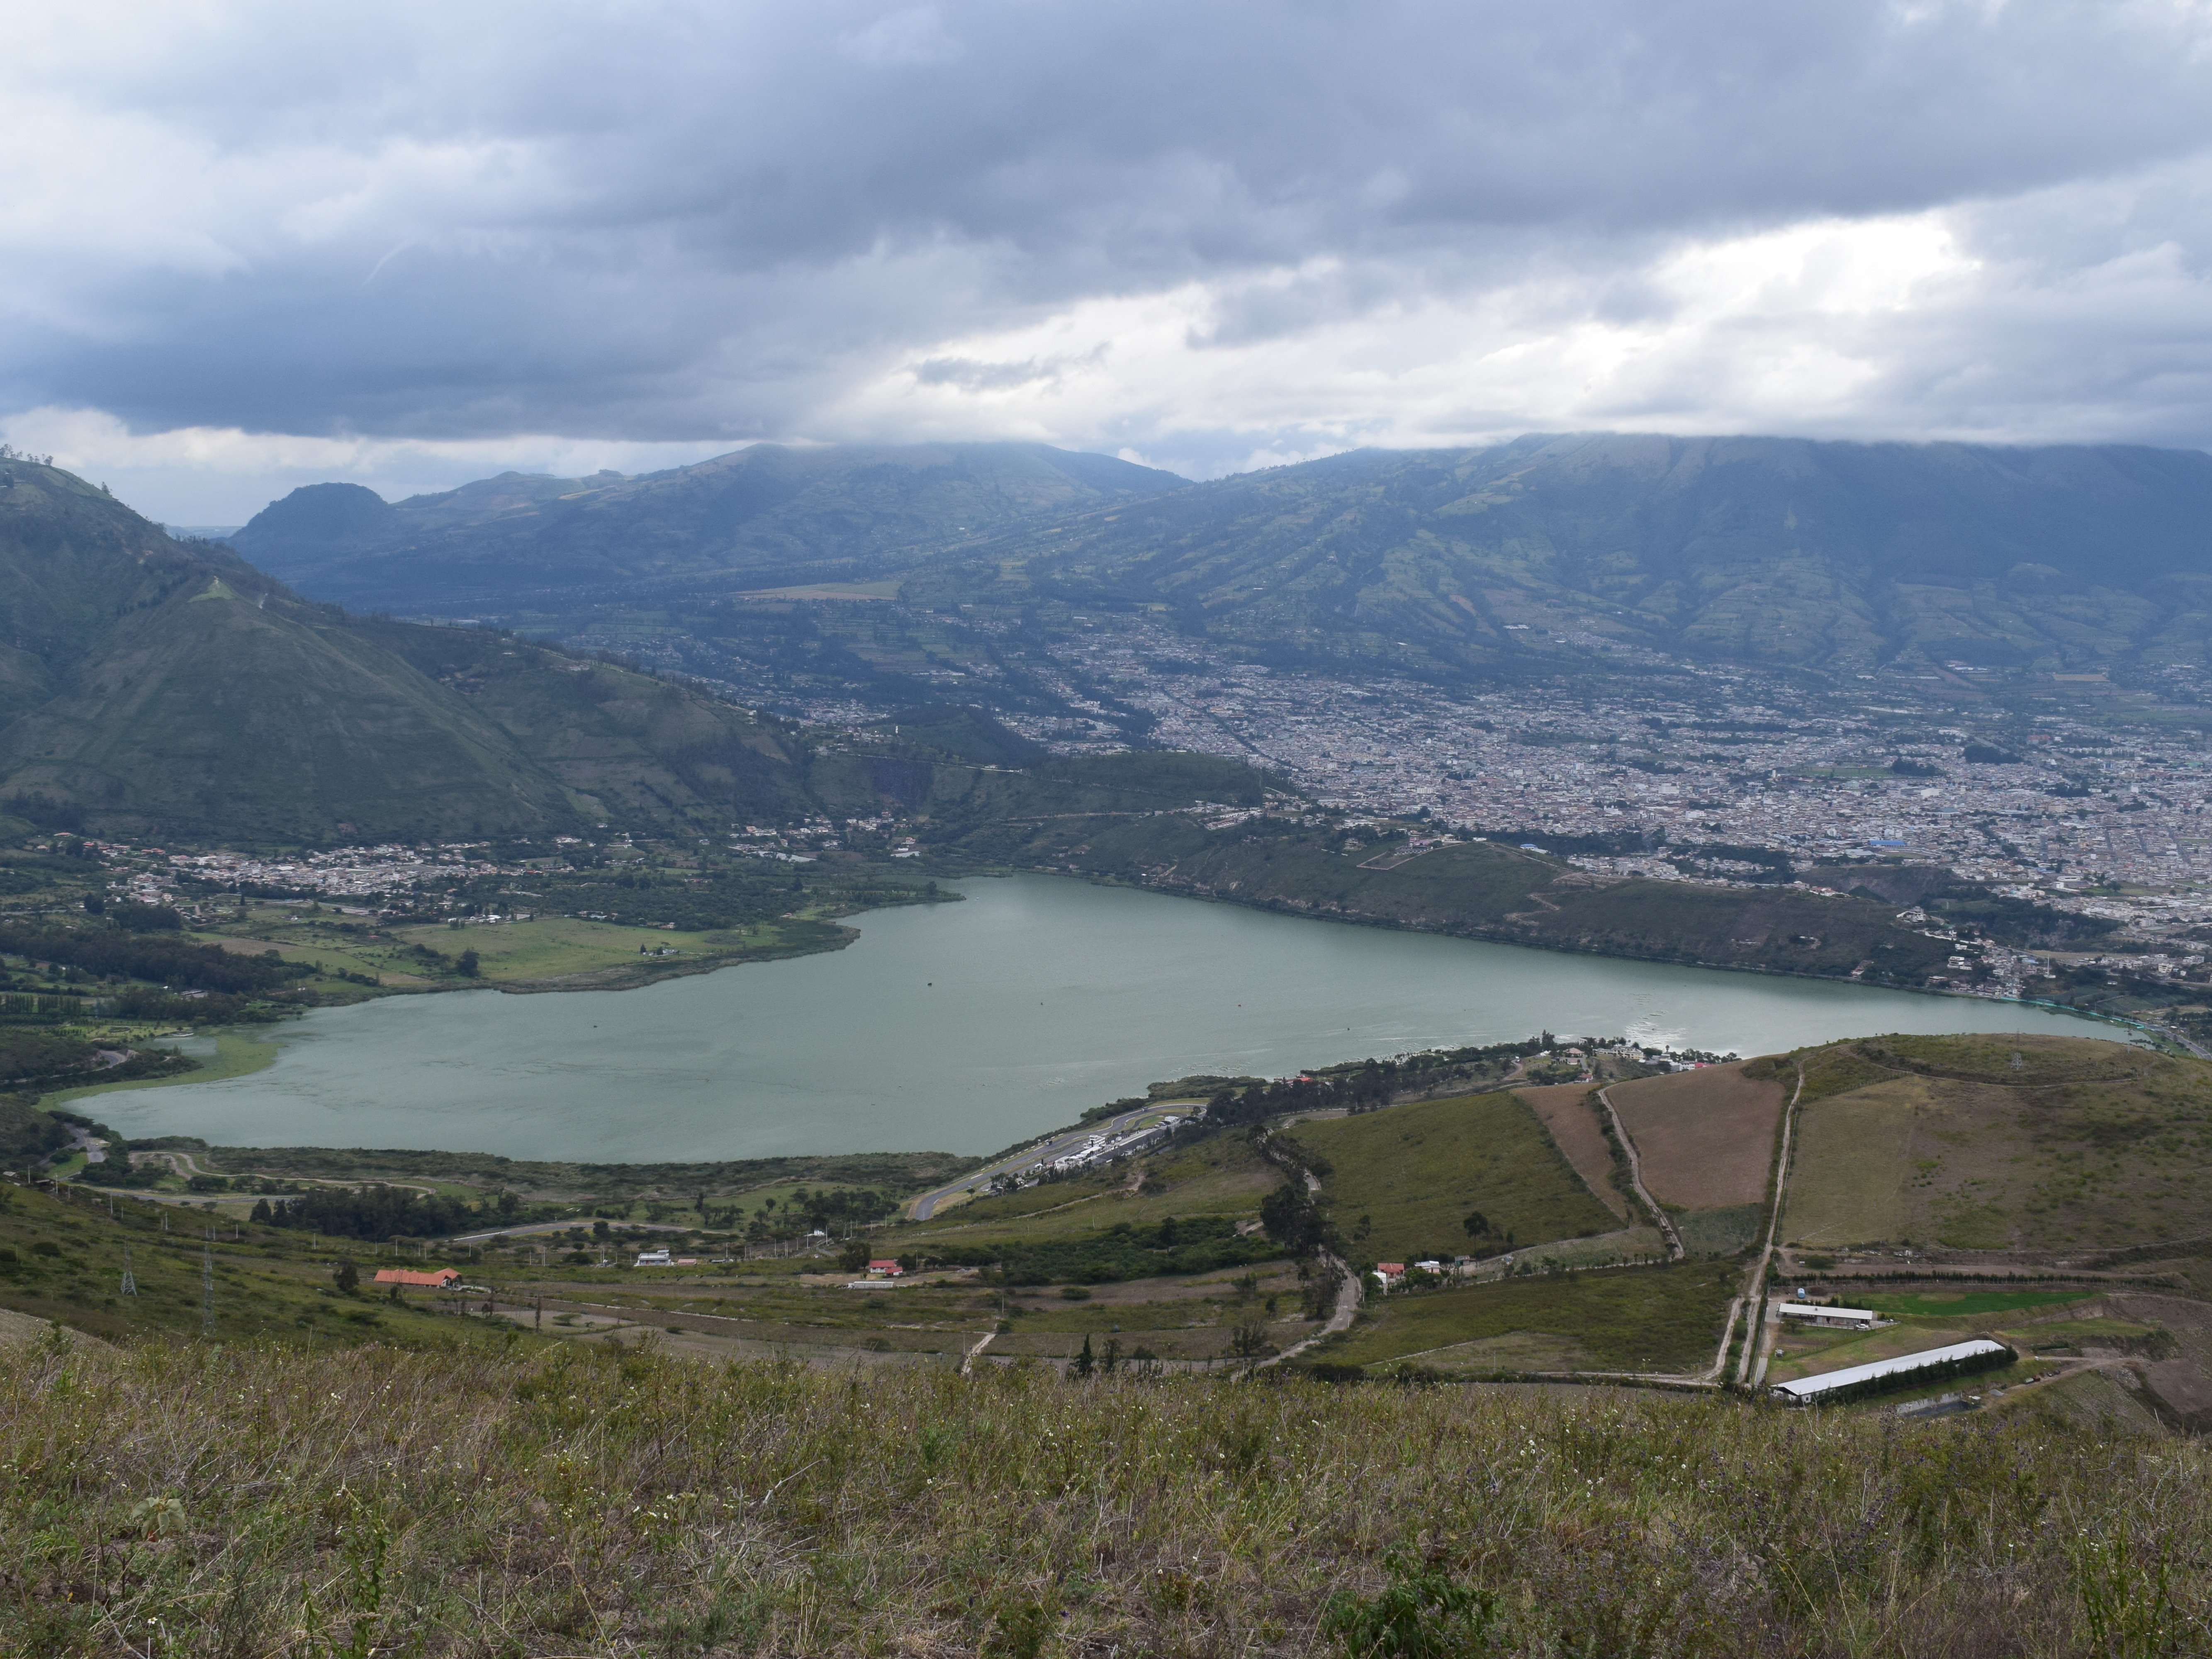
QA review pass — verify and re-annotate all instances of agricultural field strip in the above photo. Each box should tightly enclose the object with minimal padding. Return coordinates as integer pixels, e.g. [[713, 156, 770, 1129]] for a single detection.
[[1777, 1034, 2212, 1258], [1514, 1083, 1633, 1221], [515, 1295, 983, 1348], [1352, 1060, 1808, 1388], [1604, 1067, 1787, 1210], [1741, 1061, 1806, 1389], [1594, 1085, 1684, 1260]]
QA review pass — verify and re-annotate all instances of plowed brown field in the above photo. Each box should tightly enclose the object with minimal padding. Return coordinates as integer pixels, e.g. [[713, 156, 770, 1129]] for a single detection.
[[1606, 1064, 1785, 1210]]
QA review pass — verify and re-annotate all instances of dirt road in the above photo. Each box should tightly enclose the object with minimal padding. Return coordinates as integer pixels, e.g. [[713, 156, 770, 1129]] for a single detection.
[[1594, 1086, 1683, 1260]]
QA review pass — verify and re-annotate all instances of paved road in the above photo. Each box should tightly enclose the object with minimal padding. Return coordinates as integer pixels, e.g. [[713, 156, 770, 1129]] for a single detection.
[[907, 1101, 1198, 1220]]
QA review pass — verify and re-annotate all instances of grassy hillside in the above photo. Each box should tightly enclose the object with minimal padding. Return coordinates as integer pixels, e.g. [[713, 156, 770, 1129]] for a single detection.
[[1280, 1092, 1616, 1266], [0, 1179, 501, 1347], [6, 1026, 2212, 1655], [11, 1334, 2210, 1657], [1781, 1033, 2212, 1252], [1325, 1258, 1742, 1376]]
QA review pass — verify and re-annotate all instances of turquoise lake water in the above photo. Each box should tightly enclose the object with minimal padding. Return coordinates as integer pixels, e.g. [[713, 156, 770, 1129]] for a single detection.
[[100, 874, 2115, 1160]]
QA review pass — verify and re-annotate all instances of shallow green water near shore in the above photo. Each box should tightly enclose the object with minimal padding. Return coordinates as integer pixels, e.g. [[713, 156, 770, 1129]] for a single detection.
[[102, 874, 2112, 1161]]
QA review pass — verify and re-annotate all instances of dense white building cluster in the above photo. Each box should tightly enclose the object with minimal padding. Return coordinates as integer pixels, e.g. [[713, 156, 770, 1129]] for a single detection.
[[92, 844, 508, 912], [866, 620, 2208, 985]]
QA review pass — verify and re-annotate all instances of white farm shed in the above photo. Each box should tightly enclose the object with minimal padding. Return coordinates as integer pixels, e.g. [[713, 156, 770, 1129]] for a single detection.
[[1776, 1301, 1877, 1329], [1770, 1339, 2011, 1405]]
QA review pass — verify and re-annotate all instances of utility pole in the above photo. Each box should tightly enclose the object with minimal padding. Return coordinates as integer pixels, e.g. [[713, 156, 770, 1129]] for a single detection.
[[201, 1236, 214, 1338]]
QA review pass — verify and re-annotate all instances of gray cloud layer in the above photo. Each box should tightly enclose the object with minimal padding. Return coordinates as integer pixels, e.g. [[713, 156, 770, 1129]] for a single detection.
[[5, 0, 2211, 513]]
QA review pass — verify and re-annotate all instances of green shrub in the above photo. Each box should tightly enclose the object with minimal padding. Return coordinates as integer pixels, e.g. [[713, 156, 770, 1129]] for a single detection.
[[1322, 1550, 1497, 1657]]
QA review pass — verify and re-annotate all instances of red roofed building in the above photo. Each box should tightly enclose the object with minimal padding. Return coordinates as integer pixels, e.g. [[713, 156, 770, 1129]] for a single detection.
[[866, 1259, 904, 1277], [373, 1267, 461, 1289]]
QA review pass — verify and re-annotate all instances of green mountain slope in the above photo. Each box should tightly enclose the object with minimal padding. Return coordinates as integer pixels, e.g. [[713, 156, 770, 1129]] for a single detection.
[[0, 459, 816, 840], [1000, 433, 2212, 678], [0, 460, 546, 839], [232, 442, 1185, 608]]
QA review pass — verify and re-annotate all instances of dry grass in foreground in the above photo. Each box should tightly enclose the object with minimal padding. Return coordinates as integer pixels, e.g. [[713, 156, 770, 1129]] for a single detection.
[[2, 1337, 2207, 1657]]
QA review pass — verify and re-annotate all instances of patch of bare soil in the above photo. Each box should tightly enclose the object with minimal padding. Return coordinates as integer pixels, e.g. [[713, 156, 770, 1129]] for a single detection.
[[1607, 1064, 1785, 1210], [1514, 1084, 1629, 1220], [2107, 1292, 2212, 1428]]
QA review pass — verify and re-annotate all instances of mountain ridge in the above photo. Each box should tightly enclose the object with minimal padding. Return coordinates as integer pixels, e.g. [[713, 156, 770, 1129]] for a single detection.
[[1000, 432, 2212, 679], [229, 431, 2212, 683], [231, 441, 1186, 608]]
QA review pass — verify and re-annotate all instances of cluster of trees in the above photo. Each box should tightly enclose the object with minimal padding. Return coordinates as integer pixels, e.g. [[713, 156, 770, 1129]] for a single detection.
[[0, 923, 310, 995], [0, 1095, 70, 1166], [109, 988, 280, 1024], [728, 1185, 897, 1241], [0, 1030, 120, 1090], [0, 990, 94, 1026], [253, 1184, 523, 1240], [1200, 1037, 1550, 1129], [82, 897, 186, 932], [1258, 1181, 1332, 1255]]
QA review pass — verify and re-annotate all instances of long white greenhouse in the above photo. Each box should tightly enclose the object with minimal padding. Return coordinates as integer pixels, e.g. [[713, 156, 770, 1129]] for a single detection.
[[1770, 1339, 2012, 1405]]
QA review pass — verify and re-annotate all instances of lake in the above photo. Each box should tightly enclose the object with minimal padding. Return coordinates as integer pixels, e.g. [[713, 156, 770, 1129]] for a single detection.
[[100, 874, 2116, 1161]]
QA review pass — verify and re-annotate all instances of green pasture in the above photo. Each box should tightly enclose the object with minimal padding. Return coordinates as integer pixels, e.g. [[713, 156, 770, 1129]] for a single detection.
[[383, 916, 754, 981], [1284, 1091, 1616, 1266], [1859, 1289, 2095, 1319], [1323, 1258, 1738, 1374]]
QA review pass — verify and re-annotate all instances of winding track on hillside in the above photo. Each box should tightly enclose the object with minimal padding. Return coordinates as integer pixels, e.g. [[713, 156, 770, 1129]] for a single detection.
[[1594, 1085, 1684, 1261], [1740, 1061, 1807, 1389], [1249, 1162, 1362, 1374]]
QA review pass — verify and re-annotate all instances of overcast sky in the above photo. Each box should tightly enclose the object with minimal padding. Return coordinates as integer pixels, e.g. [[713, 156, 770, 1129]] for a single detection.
[[6, 1, 2212, 522]]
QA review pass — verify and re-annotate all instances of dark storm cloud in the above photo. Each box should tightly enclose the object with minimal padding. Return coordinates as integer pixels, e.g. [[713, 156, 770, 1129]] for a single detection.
[[4, 0, 2211, 479]]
